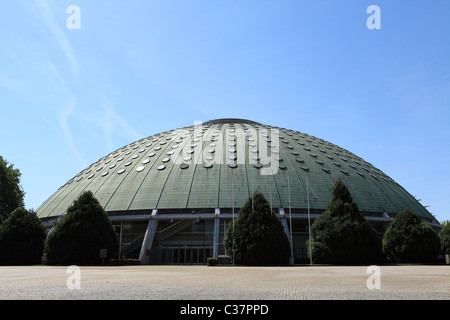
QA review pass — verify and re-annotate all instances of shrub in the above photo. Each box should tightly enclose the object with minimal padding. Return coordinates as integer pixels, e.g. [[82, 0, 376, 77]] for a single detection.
[[224, 191, 290, 266], [382, 209, 440, 263], [439, 221, 450, 255], [207, 257, 218, 266], [0, 207, 46, 265], [309, 179, 382, 264], [42, 191, 119, 265]]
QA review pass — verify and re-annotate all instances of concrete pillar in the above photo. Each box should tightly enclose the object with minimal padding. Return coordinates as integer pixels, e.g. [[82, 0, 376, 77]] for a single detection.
[[213, 208, 220, 258], [139, 209, 158, 264], [279, 208, 294, 265]]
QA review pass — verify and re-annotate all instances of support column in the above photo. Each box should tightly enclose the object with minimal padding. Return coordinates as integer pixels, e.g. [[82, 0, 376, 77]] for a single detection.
[[212, 208, 220, 258], [279, 208, 294, 265], [139, 209, 158, 264]]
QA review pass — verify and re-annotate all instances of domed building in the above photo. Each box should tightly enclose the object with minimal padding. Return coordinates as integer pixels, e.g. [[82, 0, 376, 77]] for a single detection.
[[36, 119, 440, 264]]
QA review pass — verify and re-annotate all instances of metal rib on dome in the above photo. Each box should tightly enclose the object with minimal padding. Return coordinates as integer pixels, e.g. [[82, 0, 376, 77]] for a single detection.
[[36, 119, 434, 223]]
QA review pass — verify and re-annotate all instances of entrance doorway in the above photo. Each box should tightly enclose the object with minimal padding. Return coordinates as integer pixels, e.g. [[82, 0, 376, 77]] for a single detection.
[[159, 246, 213, 264]]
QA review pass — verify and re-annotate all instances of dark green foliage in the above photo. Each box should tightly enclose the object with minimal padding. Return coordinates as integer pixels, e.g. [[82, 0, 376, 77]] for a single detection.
[[207, 257, 218, 266], [42, 191, 119, 265], [0, 207, 46, 265], [224, 191, 290, 265], [383, 209, 440, 263], [0, 156, 25, 223], [309, 179, 382, 264], [439, 221, 450, 255]]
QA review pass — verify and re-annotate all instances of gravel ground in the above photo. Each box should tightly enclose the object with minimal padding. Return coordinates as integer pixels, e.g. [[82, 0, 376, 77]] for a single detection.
[[0, 265, 448, 300]]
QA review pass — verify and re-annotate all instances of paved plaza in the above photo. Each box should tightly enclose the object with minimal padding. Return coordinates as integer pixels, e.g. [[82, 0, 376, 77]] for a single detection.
[[0, 265, 448, 300]]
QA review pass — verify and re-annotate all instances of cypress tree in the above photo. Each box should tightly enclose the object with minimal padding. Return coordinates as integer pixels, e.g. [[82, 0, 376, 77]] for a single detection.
[[383, 209, 440, 263], [439, 221, 450, 255], [42, 191, 118, 265], [309, 179, 382, 264], [224, 191, 290, 265], [0, 207, 46, 265]]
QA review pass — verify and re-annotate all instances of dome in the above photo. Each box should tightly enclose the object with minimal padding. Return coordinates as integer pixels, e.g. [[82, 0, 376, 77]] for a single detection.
[[36, 118, 437, 264]]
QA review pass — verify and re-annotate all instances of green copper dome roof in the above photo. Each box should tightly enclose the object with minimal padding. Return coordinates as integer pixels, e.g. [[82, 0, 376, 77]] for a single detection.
[[36, 119, 434, 221]]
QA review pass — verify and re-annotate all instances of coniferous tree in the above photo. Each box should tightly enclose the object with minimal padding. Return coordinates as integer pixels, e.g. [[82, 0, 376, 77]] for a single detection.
[[224, 191, 290, 265], [309, 179, 382, 264], [439, 221, 450, 255], [42, 191, 118, 265], [383, 209, 440, 263], [0, 156, 25, 223], [0, 207, 46, 265]]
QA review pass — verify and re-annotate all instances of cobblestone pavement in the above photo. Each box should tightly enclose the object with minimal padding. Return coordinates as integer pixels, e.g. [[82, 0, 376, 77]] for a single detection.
[[0, 265, 448, 300]]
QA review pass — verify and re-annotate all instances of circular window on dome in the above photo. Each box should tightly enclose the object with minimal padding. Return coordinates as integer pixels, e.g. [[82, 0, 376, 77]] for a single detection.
[[279, 164, 287, 170], [154, 147, 161, 151], [204, 163, 213, 168], [132, 154, 139, 159], [321, 167, 330, 173], [167, 151, 174, 155], [254, 163, 262, 169], [117, 168, 125, 174], [88, 173, 95, 179], [340, 169, 349, 174], [125, 161, 132, 166], [295, 157, 304, 163], [300, 165, 309, 171], [162, 158, 170, 163], [109, 163, 116, 169], [228, 163, 237, 168], [142, 159, 150, 164], [157, 165, 166, 170], [136, 166, 145, 172], [148, 152, 156, 157], [183, 156, 191, 162], [180, 164, 189, 169], [186, 149, 194, 154]]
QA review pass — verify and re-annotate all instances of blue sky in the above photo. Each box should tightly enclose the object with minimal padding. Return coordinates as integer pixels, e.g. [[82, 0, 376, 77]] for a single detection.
[[1, 0, 449, 222]]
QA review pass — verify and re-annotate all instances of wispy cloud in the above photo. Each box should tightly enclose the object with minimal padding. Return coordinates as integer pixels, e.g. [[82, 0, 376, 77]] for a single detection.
[[34, 0, 79, 77], [100, 95, 142, 151], [58, 98, 86, 167]]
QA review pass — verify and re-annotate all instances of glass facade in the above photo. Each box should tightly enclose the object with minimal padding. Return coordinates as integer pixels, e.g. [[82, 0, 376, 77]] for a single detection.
[[149, 219, 215, 264]]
